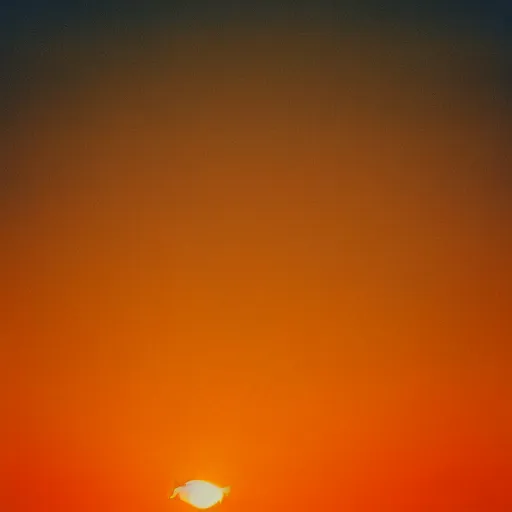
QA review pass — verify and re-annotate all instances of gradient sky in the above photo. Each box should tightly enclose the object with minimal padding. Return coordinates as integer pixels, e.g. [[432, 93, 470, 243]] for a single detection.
[[1, 3, 511, 512]]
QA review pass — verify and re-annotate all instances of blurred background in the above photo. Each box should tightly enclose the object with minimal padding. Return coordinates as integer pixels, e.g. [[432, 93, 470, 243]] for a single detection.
[[1, 2, 511, 511]]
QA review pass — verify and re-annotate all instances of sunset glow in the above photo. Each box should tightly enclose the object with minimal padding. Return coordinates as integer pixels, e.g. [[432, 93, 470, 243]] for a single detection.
[[2, 6, 511, 512], [170, 481, 230, 509]]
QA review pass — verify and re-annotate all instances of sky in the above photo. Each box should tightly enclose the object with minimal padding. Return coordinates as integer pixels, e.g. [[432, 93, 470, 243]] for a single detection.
[[1, 2, 511, 512]]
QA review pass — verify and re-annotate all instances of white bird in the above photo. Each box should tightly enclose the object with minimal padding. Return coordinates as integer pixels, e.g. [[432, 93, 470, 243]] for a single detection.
[[170, 480, 231, 509]]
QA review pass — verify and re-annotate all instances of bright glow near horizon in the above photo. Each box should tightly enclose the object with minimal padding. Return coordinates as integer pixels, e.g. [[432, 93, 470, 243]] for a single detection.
[[170, 480, 230, 509]]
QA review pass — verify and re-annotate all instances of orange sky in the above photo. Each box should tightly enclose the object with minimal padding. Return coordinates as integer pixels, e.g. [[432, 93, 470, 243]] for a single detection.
[[1, 27, 511, 511]]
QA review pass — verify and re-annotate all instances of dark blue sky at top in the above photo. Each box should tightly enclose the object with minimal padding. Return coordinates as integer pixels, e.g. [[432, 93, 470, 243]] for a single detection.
[[1, 0, 511, 117], [2, 1, 512, 46], [1, 1, 511, 207]]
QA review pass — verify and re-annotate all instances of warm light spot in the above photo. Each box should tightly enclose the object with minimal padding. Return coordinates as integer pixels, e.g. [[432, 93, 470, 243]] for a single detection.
[[170, 480, 230, 509]]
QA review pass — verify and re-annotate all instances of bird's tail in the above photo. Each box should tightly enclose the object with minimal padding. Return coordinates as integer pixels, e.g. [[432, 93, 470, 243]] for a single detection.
[[223, 486, 231, 496]]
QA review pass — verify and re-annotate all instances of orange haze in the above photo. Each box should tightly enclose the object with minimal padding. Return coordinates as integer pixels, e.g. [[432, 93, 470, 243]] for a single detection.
[[1, 25, 511, 512]]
